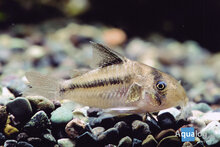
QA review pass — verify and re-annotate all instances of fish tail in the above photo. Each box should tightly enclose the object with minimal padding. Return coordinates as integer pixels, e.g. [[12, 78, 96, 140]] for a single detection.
[[24, 71, 61, 100]]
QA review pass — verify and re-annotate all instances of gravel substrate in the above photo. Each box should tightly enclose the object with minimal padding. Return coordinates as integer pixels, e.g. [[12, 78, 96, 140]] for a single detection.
[[0, 20, 220, 147]]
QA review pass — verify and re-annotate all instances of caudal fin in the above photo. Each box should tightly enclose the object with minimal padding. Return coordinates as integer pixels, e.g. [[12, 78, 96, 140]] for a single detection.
[[24, 71, 60, 100]]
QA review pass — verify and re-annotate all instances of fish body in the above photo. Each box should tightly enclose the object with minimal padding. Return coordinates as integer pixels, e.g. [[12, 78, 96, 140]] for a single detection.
[[25, 42, 188, 113]]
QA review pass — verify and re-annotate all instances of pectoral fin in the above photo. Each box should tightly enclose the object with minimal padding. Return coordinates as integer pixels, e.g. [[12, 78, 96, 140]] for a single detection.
[[126, 83, 144, 103], [90, 41, 127, 68], [103, 107, 139, 114]]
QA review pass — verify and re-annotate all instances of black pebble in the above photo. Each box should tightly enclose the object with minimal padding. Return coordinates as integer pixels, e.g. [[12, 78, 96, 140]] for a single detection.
[[17, 141, 34, 147], [132, 138, 142, 147], [6, 97, 33, 122], [93, 114, 115, 129], [145, 115, 161, 136], [16, 132, 29, 142], [116, 114, 142, 125], [27, 137, 42, 147], [157, 112, 176, 130], [87, 108, 102, 117], [132, 120, 151, 140], [76, 132, 97, 147], [194, 141, 205, 147], [0, 132, 6, 145], [175, 119, 190, 130], [114, 121, 131, 138], [98, 128, 119, 146], [4, 140, 17, 147]]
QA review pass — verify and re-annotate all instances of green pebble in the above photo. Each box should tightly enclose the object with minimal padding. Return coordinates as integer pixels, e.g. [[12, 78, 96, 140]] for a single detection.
[[192, 103, 212, 113], [50, 107, 73, 124]]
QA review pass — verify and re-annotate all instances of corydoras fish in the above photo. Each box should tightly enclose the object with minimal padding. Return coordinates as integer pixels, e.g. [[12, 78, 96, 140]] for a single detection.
[[25, 42, 188, 113]]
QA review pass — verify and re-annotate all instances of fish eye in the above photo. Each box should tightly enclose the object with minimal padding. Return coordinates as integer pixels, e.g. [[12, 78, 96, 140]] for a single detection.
[[156, 81, 166, 90]]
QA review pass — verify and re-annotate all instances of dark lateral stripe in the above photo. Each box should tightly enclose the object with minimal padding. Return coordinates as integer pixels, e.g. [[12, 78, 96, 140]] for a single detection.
[[59, 76, 131, 93]]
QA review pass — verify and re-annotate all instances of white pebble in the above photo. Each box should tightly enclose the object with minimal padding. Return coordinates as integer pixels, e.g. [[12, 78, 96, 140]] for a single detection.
[[58, 138, 76, 147], [158, 107, 181, 120], [200, 121, 220, 145]]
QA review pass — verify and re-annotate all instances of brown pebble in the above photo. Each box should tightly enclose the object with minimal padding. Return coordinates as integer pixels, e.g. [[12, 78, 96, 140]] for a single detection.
[[157, 135, 182, 147], [155, 129, 176, 142], [182, 142, 193, 147], [142, 134, 158, 147], [65, 118, 86, 139], [103, 28, 127, 46]]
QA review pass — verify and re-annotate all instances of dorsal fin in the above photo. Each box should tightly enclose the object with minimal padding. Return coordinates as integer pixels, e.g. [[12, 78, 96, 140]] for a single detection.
[[90, 41, 126, 68]]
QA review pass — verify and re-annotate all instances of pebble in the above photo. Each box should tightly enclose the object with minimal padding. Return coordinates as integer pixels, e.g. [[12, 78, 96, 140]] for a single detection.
[[4, 124, 19, 137], [191, 110, 204, 118], [17, 141, 34, 147], [114, 121, 131, 138], [98, 128, 119, 145], [42, 133, 56, 146], [103, 28, 127, 46], [118, 136, 132, 147], [200, 121, 220, 145], [131, 120, 150, 140], [158, 107, 181, 120], [92, 127, 105, 136], [76, 132, 97, 147], [201, 112, 220, 124], [50, 106, 73, 125], [144, 114, 161, 136], [16, 132, 29, 141], [58, 138, 76, 147], [92, 114, 115, 129], [0, 106, 8, 129], [87, 107, 102, 117], [155, 129, 176, 142], [142, 134, 158, 147], [157, 112, 176, 130], [6, 97, 33, 122], [26, 96, 55, 114], [4, 140, 17, 147], [175, 119, 190, 131], [193, 141, 205, 147], [0, 87, 14, 105], [157, 135, 182, 147], [182, 142, 193, 147], [187, 117, 206, 130], [65, 118, 86, 139], [53, 100, 61, 109], [23, 111, 51, 135], [116, 114, 142, 125], [191, 103, 212, 113], [72, 110, 88, 123], [132, 138, 142, 147], [0, 133, 6, 145], [27, 137, 42, 147], [105, 144, 116, 147]]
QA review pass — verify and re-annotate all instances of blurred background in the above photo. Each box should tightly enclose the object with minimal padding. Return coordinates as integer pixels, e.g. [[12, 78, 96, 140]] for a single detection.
[[0, 0, 219, 104], [1, 0, 220, 52]]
